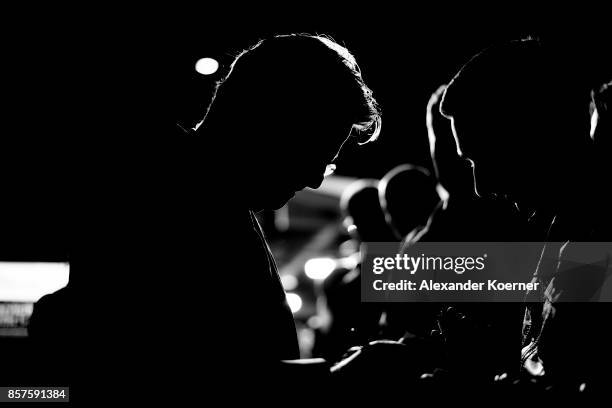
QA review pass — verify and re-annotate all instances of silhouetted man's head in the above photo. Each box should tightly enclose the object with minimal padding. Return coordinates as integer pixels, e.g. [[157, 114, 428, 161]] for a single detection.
[[340, 179, 395, 242], [379, 164, 440, 239], [202, 34, 381, 210], [440, 38, 591, 208]]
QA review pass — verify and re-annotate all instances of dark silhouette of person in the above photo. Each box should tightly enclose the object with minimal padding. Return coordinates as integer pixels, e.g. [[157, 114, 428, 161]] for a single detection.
[[426, 84, 474, 202], [327, 178, 440, 390], [415, 83, 539, 382], [314, 179, 394, 360], [412, 83, 531, 245], [199, 34, 381, 369], [378, 164, 441, 240], [398, 38, 593, 383], [440, 38, 592, 223], [341, 179, 396, 243], [326, 179, 439, 391], [519, 81, 612, 391]]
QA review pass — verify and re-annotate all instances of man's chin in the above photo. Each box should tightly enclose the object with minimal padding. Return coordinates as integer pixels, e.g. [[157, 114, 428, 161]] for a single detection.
[[271, 192, 295, 209], [254, 192, 295, 212]]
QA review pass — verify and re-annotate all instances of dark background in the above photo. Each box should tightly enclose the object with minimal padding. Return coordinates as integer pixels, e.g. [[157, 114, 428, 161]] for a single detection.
[[0, 7, 608, 392], [2, 9, 610, 262]]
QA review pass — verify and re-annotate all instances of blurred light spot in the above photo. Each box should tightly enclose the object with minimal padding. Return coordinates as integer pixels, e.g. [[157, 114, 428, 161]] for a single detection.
[[338, 254, 359, 270], [307, 315, 323, 329], [280, 274, 298, 291], [304, 257, 336, 280], [0, 263, 69, 302], [297, 326, 315, 356], [286, 292, 302, 313], [338, 238, 359, 257], [346, 224, 357, 235], [195, 57, 219, 75]]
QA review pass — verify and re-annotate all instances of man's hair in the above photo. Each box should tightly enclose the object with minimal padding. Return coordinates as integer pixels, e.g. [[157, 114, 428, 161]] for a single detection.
[[439, 37, 593, 211], [440, 37, 591, 158], [200, 33, 381, 144], [440, 38, 545, 119], [441, 37, 591, 125]]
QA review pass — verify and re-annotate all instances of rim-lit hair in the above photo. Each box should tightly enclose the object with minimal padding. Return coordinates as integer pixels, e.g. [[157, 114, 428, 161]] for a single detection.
[[314, 35, 382, 144], [199, 33, 381, 144]]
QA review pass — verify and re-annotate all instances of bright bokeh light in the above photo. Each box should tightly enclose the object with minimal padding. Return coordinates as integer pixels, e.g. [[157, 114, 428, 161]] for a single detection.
[[285, 292, 303, 314], [195, 57, 219, 75], [338, 254, 359, 270], [0, 263, 70, 302], [304, 257, 336, 281], [280, 274, 298, 291]]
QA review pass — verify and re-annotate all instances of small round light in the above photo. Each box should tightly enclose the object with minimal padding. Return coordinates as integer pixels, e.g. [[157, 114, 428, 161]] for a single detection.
[[195, 57, 219, 75], [304, 257, 336, 280], [286, 292, 303, 313], [280, 274, 298, 291]]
